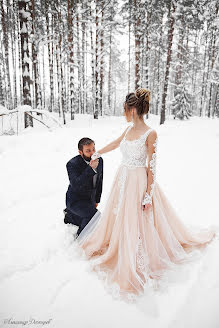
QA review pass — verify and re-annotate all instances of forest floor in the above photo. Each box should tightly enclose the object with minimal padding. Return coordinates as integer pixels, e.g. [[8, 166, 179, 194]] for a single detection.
[[0, 114, 219, 328]]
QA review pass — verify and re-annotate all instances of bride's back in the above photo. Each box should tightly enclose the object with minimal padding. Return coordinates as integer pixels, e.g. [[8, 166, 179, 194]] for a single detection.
[[120, 126, 154, 168]]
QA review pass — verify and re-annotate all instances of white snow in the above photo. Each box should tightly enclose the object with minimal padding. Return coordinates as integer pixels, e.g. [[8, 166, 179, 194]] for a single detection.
[[23, 66, 30, 77], [0, 105, 9, 115], [0, 106, 62, 134], [20, 22, 28, 34], [23, 40, 28, 51], [0, 114, 219, 328], [19, 8, 31, 20]]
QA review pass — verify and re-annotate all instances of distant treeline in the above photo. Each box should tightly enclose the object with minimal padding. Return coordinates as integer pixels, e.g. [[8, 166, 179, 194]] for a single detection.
[[0, 0, 218, 128]]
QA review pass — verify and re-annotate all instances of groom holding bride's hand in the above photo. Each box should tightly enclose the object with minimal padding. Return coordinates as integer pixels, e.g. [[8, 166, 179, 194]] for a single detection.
[[64, 137, 103, 239]]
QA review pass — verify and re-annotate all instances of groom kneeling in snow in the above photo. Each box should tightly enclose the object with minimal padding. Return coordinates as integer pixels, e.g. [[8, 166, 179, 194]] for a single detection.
[[64, 138, 103, 239]]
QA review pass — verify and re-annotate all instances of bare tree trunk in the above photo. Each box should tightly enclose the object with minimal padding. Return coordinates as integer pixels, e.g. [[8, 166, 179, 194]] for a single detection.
[[18, 0, 33, 127], [76, 5, 81, 114], [108, 24, 112, 110], [42, 45, 46, 109], [160, 0, 175, 125], [50, 16, 55, 111], [208, 27, 217, 118], [46, 8, 54, 112], [155, 17, 163, 115], [94, 0, 99, 119], [191, 29, 198, 114], [144, 7, 150, 88], [1, 0, 12, 109], [128, 0, 131, 93], [30, 0, 41, 110], [68, 0, 75, 119], [56, 42, 61, 117], [12, 0, 18, 108], [200, 32, 208, 117], [58, 6, 66, 124], [85, 17, 88, 114], [99, 0, 104, 116], [90, 4, 95, 115], [175, 7, 184, 87], [205, 31, 213, 118], [0, 61, 5, 106], [81, 1, 86, 114], [134, 0, 141, 89], [212, 85, 218, 117], [17, 4, 23, 104], [0, 7, 6, 106]]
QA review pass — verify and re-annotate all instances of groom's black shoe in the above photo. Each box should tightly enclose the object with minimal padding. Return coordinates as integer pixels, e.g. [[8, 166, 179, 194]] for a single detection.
[[63, 208, 73, 224]]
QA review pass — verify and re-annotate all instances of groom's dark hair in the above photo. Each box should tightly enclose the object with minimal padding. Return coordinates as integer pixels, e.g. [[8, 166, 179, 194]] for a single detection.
[[78, 138, 95, 151]]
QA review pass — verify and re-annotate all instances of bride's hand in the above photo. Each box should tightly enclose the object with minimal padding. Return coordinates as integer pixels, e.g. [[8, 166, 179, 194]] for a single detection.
[[91, 152, 101, 160], [142, 204, 151, 211]]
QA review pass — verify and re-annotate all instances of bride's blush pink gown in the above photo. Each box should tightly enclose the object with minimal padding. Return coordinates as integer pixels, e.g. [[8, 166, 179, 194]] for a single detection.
[[76, 126, 216, 301]]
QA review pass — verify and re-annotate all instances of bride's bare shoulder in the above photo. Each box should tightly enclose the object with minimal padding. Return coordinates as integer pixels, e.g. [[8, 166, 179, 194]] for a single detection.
[[146, 128, 158, 145]]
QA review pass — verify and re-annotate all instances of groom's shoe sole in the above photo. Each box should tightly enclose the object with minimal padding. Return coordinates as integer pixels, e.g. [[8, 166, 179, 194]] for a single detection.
[[64, 218, 71, 224], [64, 213, 73, 224], [63, 209, 70, 224]]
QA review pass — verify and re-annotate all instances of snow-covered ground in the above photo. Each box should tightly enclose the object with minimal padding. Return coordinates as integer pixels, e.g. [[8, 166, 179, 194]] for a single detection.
[[0, 114, 219, 328]]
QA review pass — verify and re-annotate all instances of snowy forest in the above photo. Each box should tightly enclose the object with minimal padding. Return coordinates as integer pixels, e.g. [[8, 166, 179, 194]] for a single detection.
[[1, 1, 219, 326], [0, 0, 218, 134]]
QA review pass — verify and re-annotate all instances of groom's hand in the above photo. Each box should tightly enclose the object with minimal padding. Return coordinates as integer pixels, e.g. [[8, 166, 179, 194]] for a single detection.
[[95, 203, 98, 208], [90, 159, 99, 170]]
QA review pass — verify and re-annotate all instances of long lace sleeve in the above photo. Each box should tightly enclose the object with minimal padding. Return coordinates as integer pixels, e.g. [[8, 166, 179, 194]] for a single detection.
[[142, 130, 158, 206]]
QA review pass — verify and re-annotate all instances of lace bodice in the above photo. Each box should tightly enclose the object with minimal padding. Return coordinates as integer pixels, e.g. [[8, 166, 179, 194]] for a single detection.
[[120, 126, 153, 167], [120, 125, 158, 206]]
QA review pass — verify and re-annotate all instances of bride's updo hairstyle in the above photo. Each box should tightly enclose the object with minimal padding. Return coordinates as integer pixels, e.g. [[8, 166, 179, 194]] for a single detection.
[[123, 87, 151, 117]]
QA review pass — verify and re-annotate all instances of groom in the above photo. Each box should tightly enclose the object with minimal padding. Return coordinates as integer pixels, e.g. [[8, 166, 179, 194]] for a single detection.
[[64, 137, 103, 238]]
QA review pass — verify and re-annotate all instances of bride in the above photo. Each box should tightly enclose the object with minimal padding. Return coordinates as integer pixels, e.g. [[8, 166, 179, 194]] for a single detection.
[[75, 87, 216, 301]]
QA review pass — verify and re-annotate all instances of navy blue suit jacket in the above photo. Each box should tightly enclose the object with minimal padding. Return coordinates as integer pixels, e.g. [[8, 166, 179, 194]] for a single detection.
[[65, 155, 103, 214]]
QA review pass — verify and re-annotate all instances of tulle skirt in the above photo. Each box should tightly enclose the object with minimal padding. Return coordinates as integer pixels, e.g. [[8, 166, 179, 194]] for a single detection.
[[76, 164, 216, 302]]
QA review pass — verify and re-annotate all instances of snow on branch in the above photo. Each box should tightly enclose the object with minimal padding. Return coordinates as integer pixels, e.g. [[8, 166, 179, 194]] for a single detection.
[[0, 105, 63, 130]]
